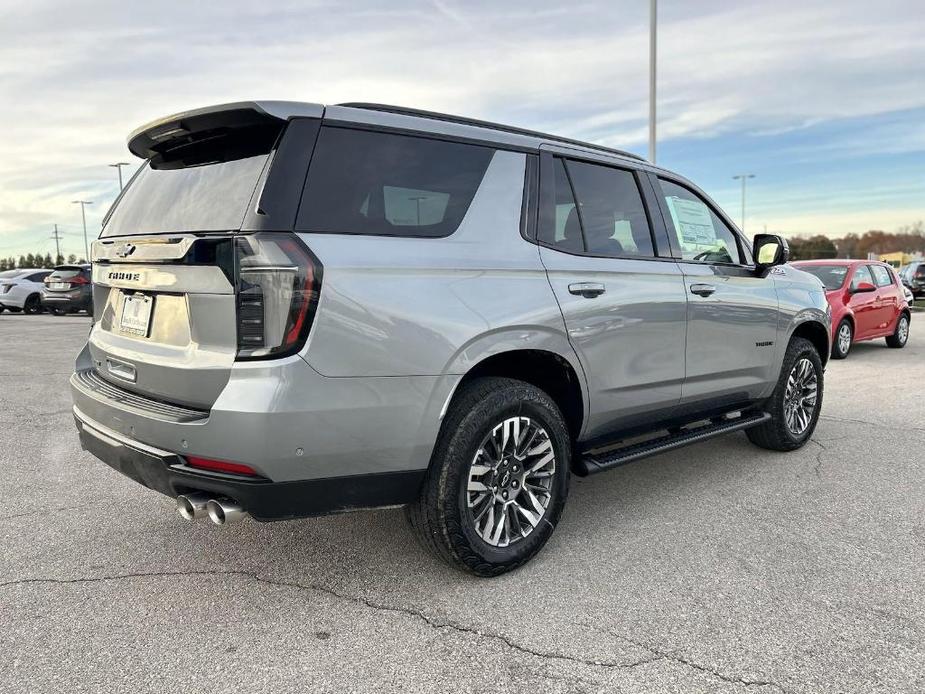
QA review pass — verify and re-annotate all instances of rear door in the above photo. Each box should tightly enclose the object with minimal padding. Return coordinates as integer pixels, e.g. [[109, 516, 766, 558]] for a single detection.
[[536, 149, 687, 437], [649, 175, 780, 408], [869, 264, 900, 333]]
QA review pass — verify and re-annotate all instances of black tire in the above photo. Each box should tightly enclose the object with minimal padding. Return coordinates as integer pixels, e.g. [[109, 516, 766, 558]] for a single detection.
[[407, 377, 571, 577], [747, 337, 824, 452], [831, 318, 852, 359], [23, 294, 42, 314], [885, 313, 909, 348], [0, 305, 5, 313]]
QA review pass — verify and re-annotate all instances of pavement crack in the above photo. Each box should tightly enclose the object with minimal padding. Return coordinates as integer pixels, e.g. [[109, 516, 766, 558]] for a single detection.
[[807, 439, 827, 477], [601, 629, 795, 693], [0, 570, 661, 672], [820, 414, 925, 435]]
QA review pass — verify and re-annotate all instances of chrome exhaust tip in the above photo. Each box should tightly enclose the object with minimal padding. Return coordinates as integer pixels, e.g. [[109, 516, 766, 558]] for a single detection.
[[206, 498, 245, 526], [176, 492, 211, 521]]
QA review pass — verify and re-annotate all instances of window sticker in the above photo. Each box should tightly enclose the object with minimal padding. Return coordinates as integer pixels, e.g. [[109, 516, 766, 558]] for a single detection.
[[665, 196, 716, 246]]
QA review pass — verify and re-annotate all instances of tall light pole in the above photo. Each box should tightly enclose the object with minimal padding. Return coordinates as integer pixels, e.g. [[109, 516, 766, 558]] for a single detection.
[[109, 162, 131, 190], [72, 200, 93, 261], [649, 0, 657, 164], [51, 224, 63, 264], [732, 174, 755, 233]]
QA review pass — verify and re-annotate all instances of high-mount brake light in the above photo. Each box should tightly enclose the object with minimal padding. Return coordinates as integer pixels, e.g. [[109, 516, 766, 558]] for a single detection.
[[234, 232, 322, 360]]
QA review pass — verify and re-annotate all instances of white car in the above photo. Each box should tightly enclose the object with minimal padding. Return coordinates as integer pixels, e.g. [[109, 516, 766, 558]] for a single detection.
[[0, 268, 52, 314]]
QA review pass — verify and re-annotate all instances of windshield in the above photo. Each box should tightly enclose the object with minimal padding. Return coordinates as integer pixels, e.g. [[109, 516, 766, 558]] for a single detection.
[[799, 264, 850, 290], [102, 124, 278, 237]]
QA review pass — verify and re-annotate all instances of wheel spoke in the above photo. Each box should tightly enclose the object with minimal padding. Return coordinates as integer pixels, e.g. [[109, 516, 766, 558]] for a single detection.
[[465, 415, 556, 548]]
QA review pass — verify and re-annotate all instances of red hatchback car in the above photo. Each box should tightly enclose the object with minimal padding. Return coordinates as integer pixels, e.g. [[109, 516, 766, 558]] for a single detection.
[[792, 260, 910, 359]]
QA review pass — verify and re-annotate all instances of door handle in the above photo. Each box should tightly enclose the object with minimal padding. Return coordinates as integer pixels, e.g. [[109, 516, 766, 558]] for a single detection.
[[689, 283, 716, 297], [568, 282, 606, 298]]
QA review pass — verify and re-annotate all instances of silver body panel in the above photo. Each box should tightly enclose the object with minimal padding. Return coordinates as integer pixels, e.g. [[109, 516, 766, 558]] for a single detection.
[[73, 100, 830, 495]]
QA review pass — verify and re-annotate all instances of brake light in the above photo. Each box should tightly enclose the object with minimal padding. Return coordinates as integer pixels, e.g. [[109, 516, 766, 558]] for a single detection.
[[234, 232, 322, 360], [70, 275, 90, 285], [186, 455, 260, 477]]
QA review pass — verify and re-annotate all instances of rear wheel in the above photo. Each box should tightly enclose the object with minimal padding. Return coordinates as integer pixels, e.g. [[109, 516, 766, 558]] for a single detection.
[[407, 377, 571, 577], [23, 294, 42, 314], [886, 313, 909, 348], [747, 337, 823, 452], [831, 319, 852, 359]]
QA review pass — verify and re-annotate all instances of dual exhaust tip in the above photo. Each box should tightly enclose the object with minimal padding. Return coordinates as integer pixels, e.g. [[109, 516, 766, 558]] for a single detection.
[[176, 493, 245, 525]]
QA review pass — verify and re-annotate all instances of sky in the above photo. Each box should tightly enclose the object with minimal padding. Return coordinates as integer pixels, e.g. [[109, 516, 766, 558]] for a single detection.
[[0, 0, 923, 260]]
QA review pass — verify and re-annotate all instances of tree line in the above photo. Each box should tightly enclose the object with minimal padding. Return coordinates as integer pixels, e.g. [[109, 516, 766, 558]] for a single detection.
[[787, 222, 925, 261], [0, 252, 87, 271]]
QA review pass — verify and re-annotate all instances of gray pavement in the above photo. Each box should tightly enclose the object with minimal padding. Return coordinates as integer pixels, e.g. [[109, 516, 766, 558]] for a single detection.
[[1, 313, 923, 693]]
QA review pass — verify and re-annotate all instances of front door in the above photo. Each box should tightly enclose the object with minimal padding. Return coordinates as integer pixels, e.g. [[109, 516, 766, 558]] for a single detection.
[[847, 265, 880, 338], [537, 152, 688, 438], [650, 175, 780, 409]]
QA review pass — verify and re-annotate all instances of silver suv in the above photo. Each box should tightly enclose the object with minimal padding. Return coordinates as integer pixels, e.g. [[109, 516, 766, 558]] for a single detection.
[[71, 101, 830, 576]]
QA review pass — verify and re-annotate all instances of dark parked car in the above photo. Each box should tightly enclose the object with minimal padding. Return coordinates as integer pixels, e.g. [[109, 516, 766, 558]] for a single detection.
[[42, 265, 93, 315], [898, 260, 925, 299]]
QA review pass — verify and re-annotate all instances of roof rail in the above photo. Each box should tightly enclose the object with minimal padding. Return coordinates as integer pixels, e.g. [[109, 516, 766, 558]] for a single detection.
[[337, 103, 646, 162]]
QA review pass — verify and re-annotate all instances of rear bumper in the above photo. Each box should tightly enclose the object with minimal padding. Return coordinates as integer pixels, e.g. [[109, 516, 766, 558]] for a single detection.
[[41, 289, 91, 309], [74, 406, 425, 520]]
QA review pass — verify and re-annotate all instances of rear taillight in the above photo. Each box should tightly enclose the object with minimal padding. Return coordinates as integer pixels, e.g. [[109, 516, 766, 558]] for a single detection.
[[234, 232, 322, 360], [0, 284, 12, 294], [70, 275, 90, 285]]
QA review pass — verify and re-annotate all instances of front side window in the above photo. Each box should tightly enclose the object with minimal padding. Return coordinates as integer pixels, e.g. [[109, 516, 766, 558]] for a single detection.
[[297, 127, 494, 238], [870, 265, 893, 287], [565, 161, 654, 258], [659, 179, 742, 264], [851, 265, 874, 290]]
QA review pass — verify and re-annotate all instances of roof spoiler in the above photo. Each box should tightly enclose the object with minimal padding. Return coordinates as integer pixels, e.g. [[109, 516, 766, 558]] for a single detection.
[[127, 101, 324, 159]]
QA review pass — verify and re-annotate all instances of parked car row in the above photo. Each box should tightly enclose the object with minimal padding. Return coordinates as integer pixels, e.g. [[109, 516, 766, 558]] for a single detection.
[[0, 265, 93, 316], [898, 260, 925, 299], [792, 260, 912, 359]]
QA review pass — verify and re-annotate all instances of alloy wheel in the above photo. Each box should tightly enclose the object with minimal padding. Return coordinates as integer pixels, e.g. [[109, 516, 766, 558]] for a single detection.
[[466, 416, 556, 548], [784, 357, 818, 435], [897, 316, 909, 345], [837, 323, 851, 355]]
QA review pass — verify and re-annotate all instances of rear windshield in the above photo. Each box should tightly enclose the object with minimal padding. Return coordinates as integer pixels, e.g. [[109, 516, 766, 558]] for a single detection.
[[102, 125, 279, 237], [799, 264, 849, 290], [49, 266, 86, 279], [296, 127, 494, 238]]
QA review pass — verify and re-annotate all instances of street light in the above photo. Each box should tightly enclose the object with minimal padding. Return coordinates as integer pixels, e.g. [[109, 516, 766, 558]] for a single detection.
[[109, 162, 131, 190], [732, 174, 755, 233], [72, 200, 93, 262], [649, 0, 657, 164]]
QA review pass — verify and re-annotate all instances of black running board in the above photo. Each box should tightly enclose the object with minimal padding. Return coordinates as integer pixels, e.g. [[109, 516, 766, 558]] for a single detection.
[[575, 412, 771, 476]]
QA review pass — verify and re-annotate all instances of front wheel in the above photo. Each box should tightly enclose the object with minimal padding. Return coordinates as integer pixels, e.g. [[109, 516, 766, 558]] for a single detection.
[[747, 337, 824, 452], [886, 313, 909, 348], [407, 377, 571, 577], [831, 319, 852, 359]]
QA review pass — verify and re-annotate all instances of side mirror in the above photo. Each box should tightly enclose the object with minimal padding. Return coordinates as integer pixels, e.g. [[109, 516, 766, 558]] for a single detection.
[[851, 281, 876, 294], [753, 234, 789, 268]]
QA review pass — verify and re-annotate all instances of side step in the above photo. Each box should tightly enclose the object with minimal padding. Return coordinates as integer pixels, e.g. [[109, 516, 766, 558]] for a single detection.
[[575, 411, 771, 476]]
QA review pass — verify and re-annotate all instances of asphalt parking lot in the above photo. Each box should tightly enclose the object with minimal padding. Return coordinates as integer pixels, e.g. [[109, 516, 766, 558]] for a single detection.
[[1, 313, 922, 694]]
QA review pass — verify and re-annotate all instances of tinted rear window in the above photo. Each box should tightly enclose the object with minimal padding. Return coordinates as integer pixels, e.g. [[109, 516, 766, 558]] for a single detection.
[[297, 127, 494, 238], [49, 266, 86, 280], [799, 264, 849, 290], [102, 125, 278, 237]]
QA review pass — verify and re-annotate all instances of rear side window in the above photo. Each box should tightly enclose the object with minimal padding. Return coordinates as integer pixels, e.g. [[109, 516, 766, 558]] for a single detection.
[[297, 127, 494, 238], [542, 158, 583, 253], [870, 265, 893, 287], [565, 161, 654, 258], [658, 179, 742, 264], [26, 272, 50, 282], [103, 124, 280, 237]]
